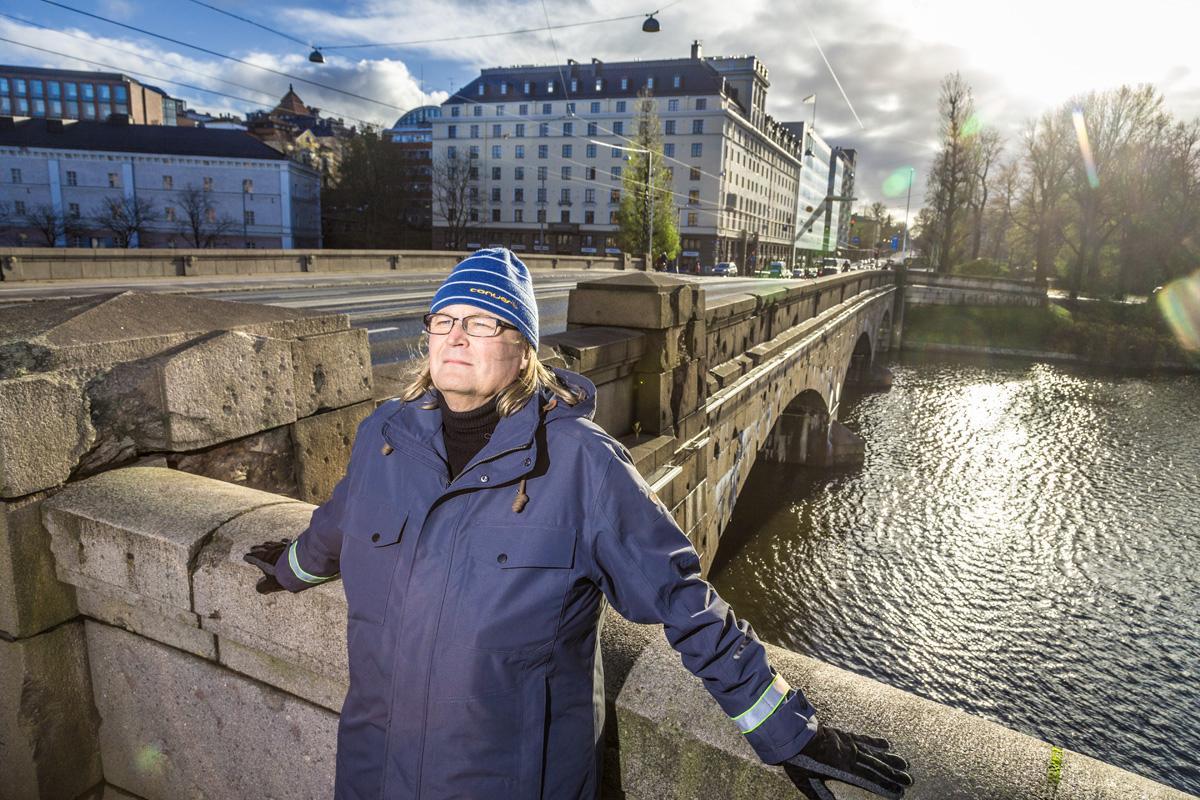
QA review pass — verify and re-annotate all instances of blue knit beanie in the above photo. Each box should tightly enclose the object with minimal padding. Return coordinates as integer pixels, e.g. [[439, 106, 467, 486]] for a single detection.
[[430, 248, 539, 348]]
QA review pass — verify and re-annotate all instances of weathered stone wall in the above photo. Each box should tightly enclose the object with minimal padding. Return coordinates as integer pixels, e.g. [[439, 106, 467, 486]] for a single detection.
[[0, 247, 624, 282], [906, 271, 1046, 307]]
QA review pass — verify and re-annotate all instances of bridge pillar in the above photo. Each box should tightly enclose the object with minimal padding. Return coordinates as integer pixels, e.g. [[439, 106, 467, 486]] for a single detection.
[[567, 273, 707, 442]]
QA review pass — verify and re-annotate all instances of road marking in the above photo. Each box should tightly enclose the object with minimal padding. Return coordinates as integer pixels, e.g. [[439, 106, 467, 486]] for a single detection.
[[368, 327, 399, 335]]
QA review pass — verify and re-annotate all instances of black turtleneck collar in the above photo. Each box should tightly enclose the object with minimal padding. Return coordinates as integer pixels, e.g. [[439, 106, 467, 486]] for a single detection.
[[439, 395, 501, 479]]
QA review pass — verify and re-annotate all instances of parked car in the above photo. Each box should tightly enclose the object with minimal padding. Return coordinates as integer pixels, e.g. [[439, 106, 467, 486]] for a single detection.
[[767, 260, 787, 277], [712, 261, 739, 276], [818, 257, 840, 276]]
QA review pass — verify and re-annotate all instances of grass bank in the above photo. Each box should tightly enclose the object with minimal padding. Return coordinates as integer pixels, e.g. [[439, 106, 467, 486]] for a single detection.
[[901, 303, 1196, 370]]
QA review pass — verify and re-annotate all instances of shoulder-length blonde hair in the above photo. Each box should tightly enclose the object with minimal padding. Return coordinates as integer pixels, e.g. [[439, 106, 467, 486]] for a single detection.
[[398, 343, 585, 417]]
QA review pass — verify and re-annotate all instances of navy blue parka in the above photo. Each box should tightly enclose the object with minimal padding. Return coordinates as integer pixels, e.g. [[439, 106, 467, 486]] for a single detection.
[[276, 369, 818, 798]]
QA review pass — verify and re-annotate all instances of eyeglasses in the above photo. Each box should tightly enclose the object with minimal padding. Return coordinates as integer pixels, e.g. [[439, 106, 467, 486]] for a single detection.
[[422, 312, 517, 338]]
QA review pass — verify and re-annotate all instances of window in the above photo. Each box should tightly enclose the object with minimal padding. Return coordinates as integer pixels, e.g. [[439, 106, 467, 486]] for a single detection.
[[673, 75, 681, 88], [64, 100, 77, 118], [538, 123, 549, 137], [689, 167, 701, 181], [492, 208, 501, 222], [13, 79, 27, 95], [501, 83, 508, 96], [50, 100, 62, 116], [477, 83, 485, 96], [492, 124, 502, 137], [566, 103, 575, 115], [547, 80, 555, 94], [65, 170, 79, 186], [491, 166, 501, 180], [64, 82, 77, 99], [17, 98, 29, 115], [585, 188, 596, 203], [244, 210, 255, 226], [537, 209, 546, 223], [688, 190, 700, 205], [613, 121, 623, 135], [560, 210, 570, 223], [68, 203, 80, 218], [448, 125, 457, 139], [538, 145, 548, 159], [514, 144, 524, 159], [586, 144, 596, 158], [692, 119, 704, 134], [668, 99, 679, 112], [0, 97, 9, 114], [665, 167, 674, 181], [611, 147, 621, 158], [537, 188, 547, 203], [665, 120, 676, 135], [691, 143, 703, 157], [570, 79, 578, 93], [695, 98, 707, 111], [473, 105, 482, 116], [496, 105, 505, 116], [243, 178, 253, 193], [469, 187, 479, 201], [491, 145, 501, 159], [514, 167, 524, 180], [514, 188, 524, 202], [48, 81, 61, 98], [664, 143, 675, 157], [165, 206, 176, 222], [587, 122, 597, 136], [514, 209, 523, 222], [590, 101, 600, 113], [646, 77, 654, 89], [586, 167, 596, 180], [585, 210, 595, 224], [560, 188, 571, 204], [519, 103, 528, 115], [447, 145, 458, 159], [206, 208, 217, 223], [470, 208, 479, 221], [469, 124, 479, 138], [537, 166, 548, 180], [515, 123, 525, 137], [687, 212, 698, 227], [109, 172, 120, 188], [491, 188, 501, 202], [611, 166, 622, 180], [97, 103, 111, 120], [609, 210, 619, 224], [616, 100, 626, 113], [561, 166, 571, 180], [0, 77, 7, 93], [32, 99, 45, 116], [562, 122, 573, 136], [469, 145, 479, 159], [562, 144, 572, 158], [99, 84, 110, 101], [14, 200, 26, 215], [451, 106, 460, 117], [620, 78, 628, 90], [31, 80, 43, 97], [115, 85, 127, 102]]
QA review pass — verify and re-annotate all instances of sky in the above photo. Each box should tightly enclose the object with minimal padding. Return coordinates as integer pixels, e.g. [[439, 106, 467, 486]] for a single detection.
[[4, 0, 1200, 219]]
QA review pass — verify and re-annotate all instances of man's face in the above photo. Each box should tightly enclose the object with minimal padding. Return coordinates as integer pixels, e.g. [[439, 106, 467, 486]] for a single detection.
[[427, 303, 529, 412]]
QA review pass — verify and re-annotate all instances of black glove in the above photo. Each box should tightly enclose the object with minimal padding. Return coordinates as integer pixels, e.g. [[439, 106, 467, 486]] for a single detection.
[[242, 538, 291, 595], [783, 721, 912, 799]]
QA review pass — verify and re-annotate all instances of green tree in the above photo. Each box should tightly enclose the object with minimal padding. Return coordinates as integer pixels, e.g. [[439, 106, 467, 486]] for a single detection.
[[616, 91, 679, 263], [323, 128, 423, 248]]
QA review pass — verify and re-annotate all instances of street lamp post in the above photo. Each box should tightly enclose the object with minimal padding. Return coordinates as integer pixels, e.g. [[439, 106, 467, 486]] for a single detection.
[[901, 166, 914, 261], [592, 139, 652, 266]]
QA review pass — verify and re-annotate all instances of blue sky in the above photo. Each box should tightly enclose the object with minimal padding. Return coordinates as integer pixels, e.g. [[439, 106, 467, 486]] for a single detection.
[[5, 0, 1199, 215]]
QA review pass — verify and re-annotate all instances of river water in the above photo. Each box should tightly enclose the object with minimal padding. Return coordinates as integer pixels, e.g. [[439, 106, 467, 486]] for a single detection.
[[709, 354, 1200, 794]]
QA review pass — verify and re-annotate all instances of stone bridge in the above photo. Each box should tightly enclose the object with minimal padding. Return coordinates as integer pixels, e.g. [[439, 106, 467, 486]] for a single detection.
[[2, 270, 1191, 800]]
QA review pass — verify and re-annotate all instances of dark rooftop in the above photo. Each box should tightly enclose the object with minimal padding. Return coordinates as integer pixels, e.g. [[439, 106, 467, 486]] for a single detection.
[[0, 117, 287, 160], [446, 58, 727, 104], [0, 64, 130, 83]]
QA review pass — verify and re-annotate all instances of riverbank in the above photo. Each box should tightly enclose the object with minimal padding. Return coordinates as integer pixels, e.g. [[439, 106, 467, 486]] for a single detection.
[[900, 303, 1197, 371]]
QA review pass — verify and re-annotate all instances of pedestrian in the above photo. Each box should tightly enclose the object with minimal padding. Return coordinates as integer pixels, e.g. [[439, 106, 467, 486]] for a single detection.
[[245, 248, 912, 800]]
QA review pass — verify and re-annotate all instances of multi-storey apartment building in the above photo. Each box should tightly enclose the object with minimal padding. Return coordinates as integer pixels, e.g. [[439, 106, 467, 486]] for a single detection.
[[0, 116, 321, 248], [430, 42, 851, 269], [0, 65, 182, 125]]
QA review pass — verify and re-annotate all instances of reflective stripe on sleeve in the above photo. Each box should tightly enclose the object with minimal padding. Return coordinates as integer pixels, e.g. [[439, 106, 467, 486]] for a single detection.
[[287, 540, 335, 584], [731, 673, 791, 735]]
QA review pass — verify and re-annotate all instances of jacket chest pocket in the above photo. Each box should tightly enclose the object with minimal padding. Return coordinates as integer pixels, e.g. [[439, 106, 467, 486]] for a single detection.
[[341, 503, 407, 625], [452, 525, 577, 653]]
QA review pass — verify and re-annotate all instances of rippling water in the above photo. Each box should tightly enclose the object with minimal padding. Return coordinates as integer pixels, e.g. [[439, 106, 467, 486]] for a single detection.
[[709, 354, 1200, 794]]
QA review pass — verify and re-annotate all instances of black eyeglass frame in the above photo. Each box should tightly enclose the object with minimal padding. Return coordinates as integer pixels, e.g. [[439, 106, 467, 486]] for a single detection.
[[422, 312, 518, 338]]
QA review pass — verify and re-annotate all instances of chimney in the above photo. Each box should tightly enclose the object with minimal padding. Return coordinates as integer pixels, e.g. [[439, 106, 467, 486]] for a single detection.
[[691, 40, 703, 59]]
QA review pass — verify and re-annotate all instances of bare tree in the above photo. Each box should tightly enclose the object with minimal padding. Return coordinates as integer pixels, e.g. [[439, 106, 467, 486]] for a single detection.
[[1017, 109, 1074, 285], [95, 196, 158, 248], [175, 185, 236, 248], [925, 72, 976, 271], [24, 204, 70, 246], [431, 154, 475, 250], [966, 127, 1005, 261], [985, 159, 1022, 265]]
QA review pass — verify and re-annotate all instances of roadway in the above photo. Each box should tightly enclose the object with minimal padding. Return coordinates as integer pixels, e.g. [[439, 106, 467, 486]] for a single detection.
[[0, 270, 822, 366]]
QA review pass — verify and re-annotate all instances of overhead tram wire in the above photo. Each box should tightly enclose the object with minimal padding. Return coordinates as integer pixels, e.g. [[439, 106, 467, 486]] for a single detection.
[[182, 0, 311, 48], [0, 16, 383, 128], [37, 0, 408, 113]]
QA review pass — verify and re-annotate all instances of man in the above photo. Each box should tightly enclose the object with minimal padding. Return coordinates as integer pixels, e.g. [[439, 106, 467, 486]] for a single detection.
[[245, 248, 912, 799]]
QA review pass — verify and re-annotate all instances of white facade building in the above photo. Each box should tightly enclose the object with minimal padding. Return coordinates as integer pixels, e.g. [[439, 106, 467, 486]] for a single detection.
[[431, 42, 851, 270], [0, 117, 320, 248]]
